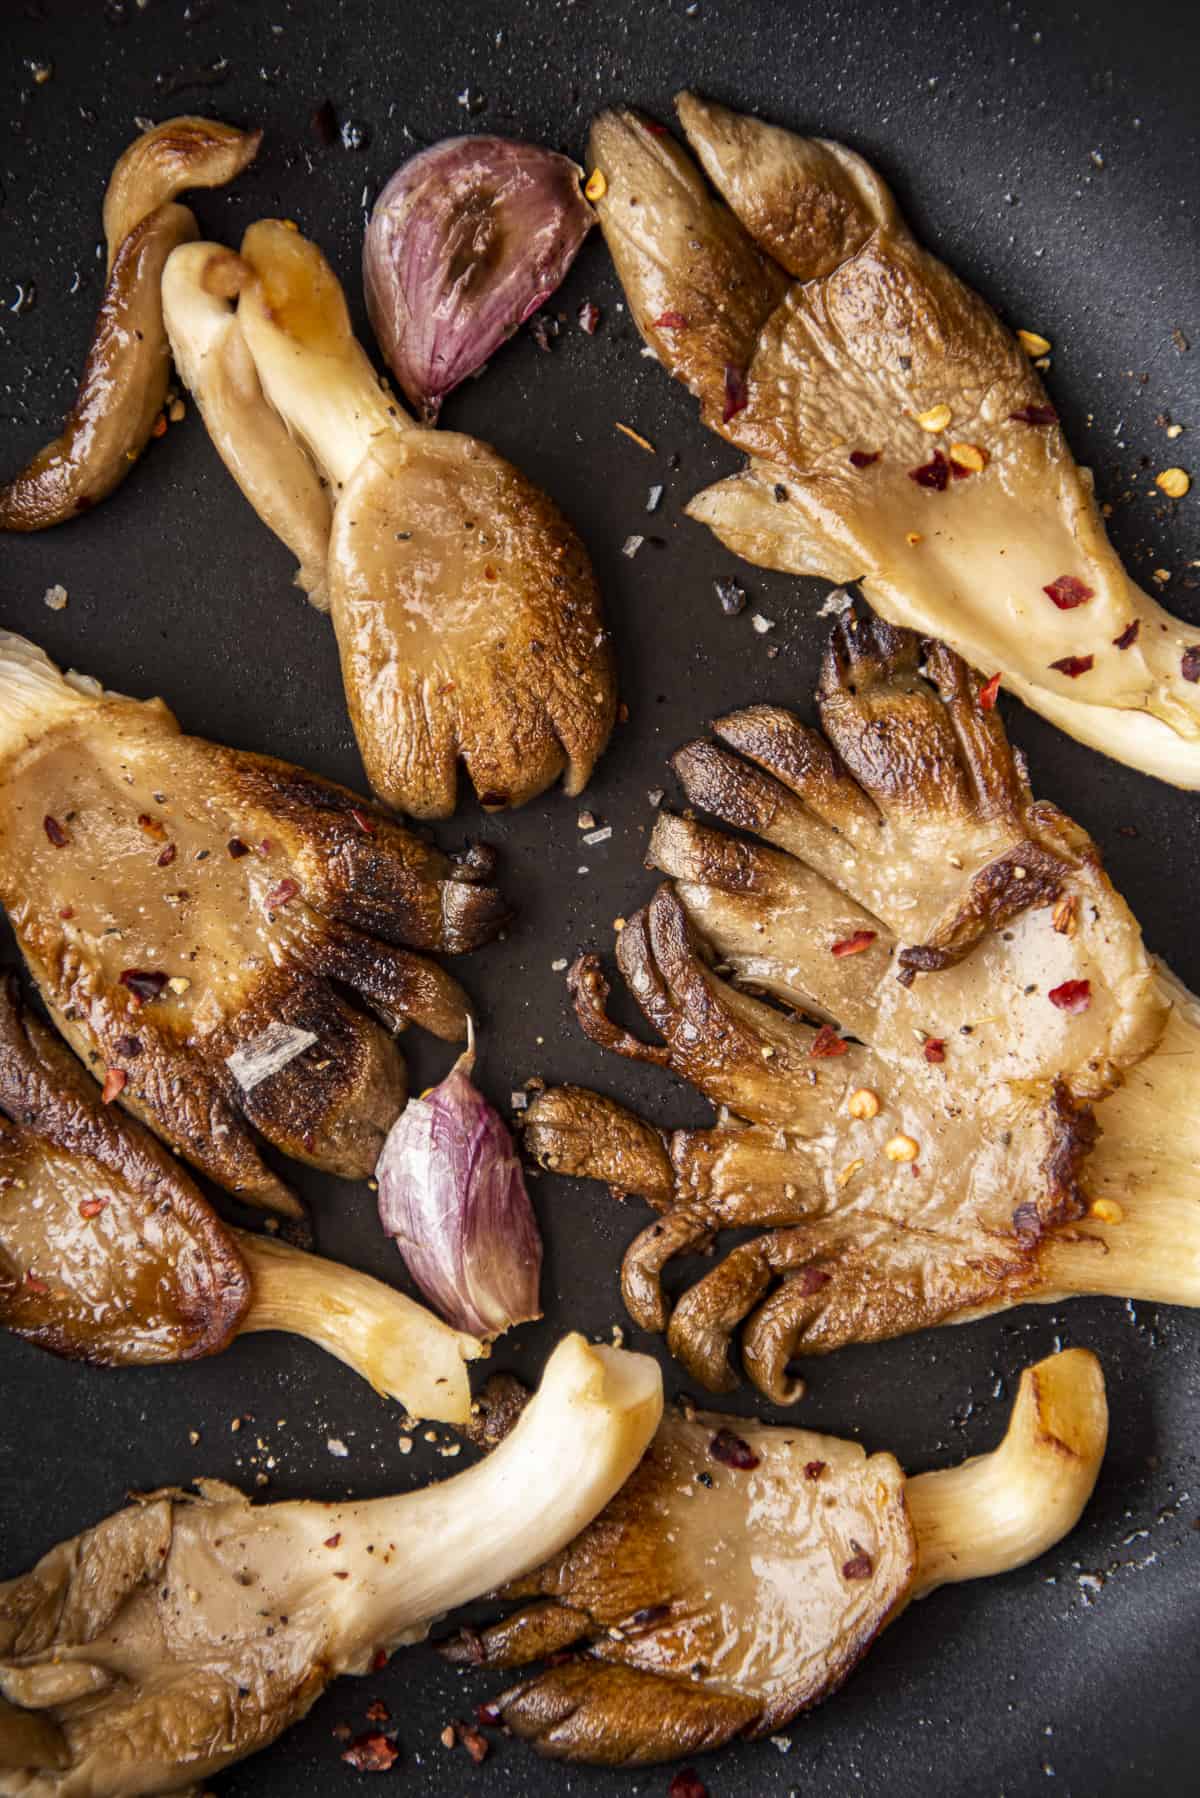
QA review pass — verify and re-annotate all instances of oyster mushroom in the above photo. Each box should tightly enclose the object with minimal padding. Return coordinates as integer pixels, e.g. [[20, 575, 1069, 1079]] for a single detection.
[[0, 117, 261, 532], [0, 975, 481, 1420], [162, 223, 617, 819], [441, 1349, 1106, 1764], [0, 1334, 662, 1795], [589, 95, 1200, 787], [524, 614, 1200, 1399], [0, 632, 508, 1216]]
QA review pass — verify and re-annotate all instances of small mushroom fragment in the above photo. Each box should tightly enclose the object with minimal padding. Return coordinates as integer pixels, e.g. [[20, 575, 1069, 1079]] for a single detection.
[[589, 95, 1200, 787], [0, 117, 261, 532], [440, 1349, 1106, 1765], [0, 1335, 663, 1796], [0, 976, 481, 1419], [0, 631, 508, 1215], [524, 615, 1200, 1399], [163, 221, 617, 818]]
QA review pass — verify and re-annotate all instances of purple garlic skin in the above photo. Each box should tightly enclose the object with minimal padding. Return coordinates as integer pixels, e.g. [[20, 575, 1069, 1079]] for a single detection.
[[364, 135, 594, 421], [377, 1043, 542, 1339]]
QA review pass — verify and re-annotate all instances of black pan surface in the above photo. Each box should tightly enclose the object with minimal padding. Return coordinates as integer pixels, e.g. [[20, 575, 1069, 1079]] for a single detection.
[[1, 1, 1198, 1793]]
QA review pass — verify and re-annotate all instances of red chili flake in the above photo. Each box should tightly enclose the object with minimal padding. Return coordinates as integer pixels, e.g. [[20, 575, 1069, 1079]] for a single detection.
[[978, 672, 1002, 711], [457, 1722, 489, 1765], [332, 1570, 350, 1580], [1049, 654, 1095, 678], [137, 812, 167, 841], [1043, 575, 1095, 610], [227, 838, 250, 859], [923, 1036, 946, 1064], [577, 300, 601, 334], [79, 1197, 107, 1220], [476, 1701, 502, 1727], [1182, 645, 1200, 683], [722, 363, 749, 423], [1008, 404, 1058, 425], [156, 843, 177, 867], [59, 907, 75, 920], [324, 1533, 342, 1549], [370, 1648, 389, 1672], [119, 969, 168, 1006], [151, 413, 168, 439], [266, 878, 299, 909], [849, 449, 881, 469], [810, 1023, 849, 1058], [1112, 620, 1140, 650], [1048, 979, 1091, 1013], [340, 1731, 398, 1772], [909, 449, 950, 490], [349, 807, 377, 836], [365, 1700, 391, 1725], [114, 1034, 142, 1057], [842, 1548, 874, 1580], [652, 309, 689, 328], [669, 1771, 709, 1798], [643, 120, 668, 136], [43, 815, 69, 847], [804, 1460, 827, 1480], [24, 1272, 49, 1293], [709, 1428, 761, 1471], [831, 930, 877, 957], [101, 1068, 128, 1104], [797, 1266, 831, 1296]]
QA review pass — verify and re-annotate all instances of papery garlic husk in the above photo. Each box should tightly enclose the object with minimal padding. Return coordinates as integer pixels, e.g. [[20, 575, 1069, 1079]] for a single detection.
[[377, 1023, 542, 1337], [364, 135, 594, 420]]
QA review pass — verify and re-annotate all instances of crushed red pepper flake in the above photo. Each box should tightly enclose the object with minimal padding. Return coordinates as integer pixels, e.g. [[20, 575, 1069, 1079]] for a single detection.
[[708, 1427, 760, 1471], [577, 300, 601, 334], [456, 1721, 489, 1764], [923, 1036, 947, 1064], [119, 969, 168, 1006], [831, 930, 877, 957], [78, 1197, 107, 1219], [804, 1459, 827, 1480], [810, 1023, 849, 1058], [370, 1648, 389, 1672], [1008, 404, 1058, 425], [1049, 978, 1091, 1013], [669, 1769, 710, 1798], [652, 308, 689, 328], [476, 1700, 502, 1727], [227, 838, 250, 859], [908, 449, 950, 490], [1112, 620, 1140, 650], [349, 807, 377, 836], [365, 1699, 391, 1725], [722, 362, 749, 423], [323, 1533, 342, 1549], [101, 1068, 128, 1104], [842, 1546, 874, 1580], [340, 1730, 398, 1771], [797, 1266, 832, 1296], [266, 878, 299, 909], [978, 672, 1002, 711], [24, 1271, 49, 1293], [1182, 645, 1200, 683], [1049, 654, 1094, 678], [849, 449, 881, 468], [43, 815, 69, 847], [1043, 575, 1095, 610], [137, 813, 167, 841], [156, 843, 177, 867]]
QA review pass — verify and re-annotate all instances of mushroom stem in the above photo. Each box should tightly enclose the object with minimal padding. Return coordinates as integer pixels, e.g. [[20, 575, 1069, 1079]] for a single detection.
[[233, 1230, 482, 1424], [236, 220, 405, 490], [907, 1348, 1107, 1598]]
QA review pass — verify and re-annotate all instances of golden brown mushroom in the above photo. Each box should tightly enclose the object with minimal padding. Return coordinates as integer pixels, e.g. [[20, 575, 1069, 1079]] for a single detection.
[[0, 118, 261, 531]]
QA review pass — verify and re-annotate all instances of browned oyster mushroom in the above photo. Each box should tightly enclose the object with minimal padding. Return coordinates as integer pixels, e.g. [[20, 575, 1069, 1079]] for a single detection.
[[0, 633, 508, 1216], [0, 1335, 662, 1795], [0, 118, 261, 532], [0, 974, 482, 1418], [524, 613, 1198, 1400], [441, 1349, 1106, 1765], [162, 222, 617, 819], [589, 96, 1200, 787]]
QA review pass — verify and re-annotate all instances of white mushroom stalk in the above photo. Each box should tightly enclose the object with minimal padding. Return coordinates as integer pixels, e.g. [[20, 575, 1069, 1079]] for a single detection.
[[0, 1335, 662, 1796], [233, 1231, 482, 1423], [908, 1348, 1107, 1596]]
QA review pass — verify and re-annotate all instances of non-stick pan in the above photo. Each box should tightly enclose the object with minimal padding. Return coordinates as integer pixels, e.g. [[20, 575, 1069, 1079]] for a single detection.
[[2, 1, 1197, 1792]]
